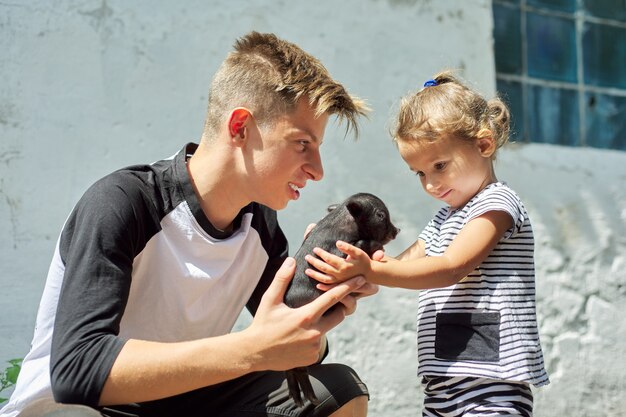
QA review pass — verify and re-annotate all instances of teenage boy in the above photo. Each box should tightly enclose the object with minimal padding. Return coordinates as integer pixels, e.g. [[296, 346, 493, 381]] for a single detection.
[[1, 32, 376, 417]]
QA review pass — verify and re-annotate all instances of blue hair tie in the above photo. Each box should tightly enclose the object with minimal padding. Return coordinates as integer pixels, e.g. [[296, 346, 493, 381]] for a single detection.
[[423, 79, 438, 87]]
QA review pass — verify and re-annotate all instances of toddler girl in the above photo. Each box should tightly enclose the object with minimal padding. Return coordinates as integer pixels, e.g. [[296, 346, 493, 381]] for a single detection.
[[306, 72, 549, 416]]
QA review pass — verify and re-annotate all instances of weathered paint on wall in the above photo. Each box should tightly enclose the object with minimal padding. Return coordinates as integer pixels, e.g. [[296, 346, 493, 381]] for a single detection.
[[1, 1, 624, 416]]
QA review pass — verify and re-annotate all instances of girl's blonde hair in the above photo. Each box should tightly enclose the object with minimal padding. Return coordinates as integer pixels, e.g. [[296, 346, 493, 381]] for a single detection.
[[393, 71, 510, 155]]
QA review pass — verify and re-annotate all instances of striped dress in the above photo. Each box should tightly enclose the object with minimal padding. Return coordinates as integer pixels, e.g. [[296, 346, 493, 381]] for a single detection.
[[416, 182, 549, 387]]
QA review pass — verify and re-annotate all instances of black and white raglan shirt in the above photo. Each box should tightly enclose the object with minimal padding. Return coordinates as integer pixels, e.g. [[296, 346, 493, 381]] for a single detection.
[[0, 143, 288, 417], [416, 182, 549, 387]]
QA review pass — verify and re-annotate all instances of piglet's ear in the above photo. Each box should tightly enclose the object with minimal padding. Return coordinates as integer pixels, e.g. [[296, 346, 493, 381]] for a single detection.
[[346, 201, 363, 219], [327, 204, 338, 213]]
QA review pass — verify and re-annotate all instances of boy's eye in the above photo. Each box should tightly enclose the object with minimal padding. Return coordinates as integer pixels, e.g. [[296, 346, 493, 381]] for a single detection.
[[434, 162, 447, 171], [414, 171, 425, 177]]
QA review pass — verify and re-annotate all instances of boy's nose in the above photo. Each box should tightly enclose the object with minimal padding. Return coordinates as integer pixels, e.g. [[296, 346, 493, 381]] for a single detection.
[[304, 152, 324, 181]]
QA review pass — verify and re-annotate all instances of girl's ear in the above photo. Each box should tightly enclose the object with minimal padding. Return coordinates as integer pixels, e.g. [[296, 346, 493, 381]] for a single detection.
[[476, 129, 496, 158]]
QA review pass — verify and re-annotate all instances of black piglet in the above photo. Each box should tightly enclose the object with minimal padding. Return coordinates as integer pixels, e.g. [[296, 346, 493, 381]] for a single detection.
[[283, 192, 399, 407]]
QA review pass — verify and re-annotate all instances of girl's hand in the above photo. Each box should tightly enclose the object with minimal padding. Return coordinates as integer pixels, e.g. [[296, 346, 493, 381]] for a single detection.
[[304, 240, 373, 284]]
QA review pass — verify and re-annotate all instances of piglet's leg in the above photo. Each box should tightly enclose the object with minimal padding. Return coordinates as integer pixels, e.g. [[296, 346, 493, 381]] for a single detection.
[[353, 240, 383, 257]]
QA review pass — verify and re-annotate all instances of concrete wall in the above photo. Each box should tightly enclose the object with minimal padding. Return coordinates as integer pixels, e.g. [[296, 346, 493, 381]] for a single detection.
[[1, 1, 624, 416]]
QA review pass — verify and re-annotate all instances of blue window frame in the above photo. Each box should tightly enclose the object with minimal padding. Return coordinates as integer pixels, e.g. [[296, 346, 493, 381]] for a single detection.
[[492, 0, 626, 150]]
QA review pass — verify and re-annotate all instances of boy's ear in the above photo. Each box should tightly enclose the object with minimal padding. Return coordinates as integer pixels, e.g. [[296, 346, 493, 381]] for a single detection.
[[476, 129, 496, 157], [227, 108, 252, 144]]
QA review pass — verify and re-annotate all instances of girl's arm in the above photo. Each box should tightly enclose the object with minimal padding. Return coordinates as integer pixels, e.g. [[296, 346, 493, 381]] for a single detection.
[[305, 210, 512, 290]]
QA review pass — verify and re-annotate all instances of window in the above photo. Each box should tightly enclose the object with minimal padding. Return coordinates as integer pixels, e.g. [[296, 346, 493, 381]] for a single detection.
[[493, 0, 626, 150]]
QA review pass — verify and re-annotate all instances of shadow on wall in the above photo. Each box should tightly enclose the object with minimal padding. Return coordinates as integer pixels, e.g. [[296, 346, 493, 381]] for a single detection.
[[500, 142, 626, 416]]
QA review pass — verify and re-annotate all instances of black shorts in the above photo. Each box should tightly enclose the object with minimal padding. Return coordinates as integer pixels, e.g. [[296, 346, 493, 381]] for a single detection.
[[99, 363, 368, 417]]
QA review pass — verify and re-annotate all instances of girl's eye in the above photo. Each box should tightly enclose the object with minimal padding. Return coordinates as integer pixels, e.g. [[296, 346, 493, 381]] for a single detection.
[[414, 171, 425, 177], [298, 140, 309, 151], [434, 162, 447, 171]]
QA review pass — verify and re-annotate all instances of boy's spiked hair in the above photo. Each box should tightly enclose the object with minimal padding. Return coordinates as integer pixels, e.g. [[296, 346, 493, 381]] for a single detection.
[[203, 32, 368, 140]]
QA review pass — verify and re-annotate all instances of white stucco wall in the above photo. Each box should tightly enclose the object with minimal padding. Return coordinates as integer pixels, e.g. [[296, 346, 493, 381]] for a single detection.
[[1, 1, 624, 416]]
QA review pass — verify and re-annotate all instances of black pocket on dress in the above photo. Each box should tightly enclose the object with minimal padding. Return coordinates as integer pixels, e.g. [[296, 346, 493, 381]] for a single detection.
[[435, 312, 500, 362]]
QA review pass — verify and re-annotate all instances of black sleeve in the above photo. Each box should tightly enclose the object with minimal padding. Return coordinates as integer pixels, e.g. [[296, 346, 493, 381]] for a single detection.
[[246, 206, 289, 316], [50, 173, 155, 405]]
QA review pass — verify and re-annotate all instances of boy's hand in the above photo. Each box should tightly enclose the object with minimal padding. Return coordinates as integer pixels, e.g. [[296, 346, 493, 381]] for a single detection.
[[249, 257, 369, 371], [317, 279, 379, 316], [304, 240, 374, 284], [303, 223, 316, 239]]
